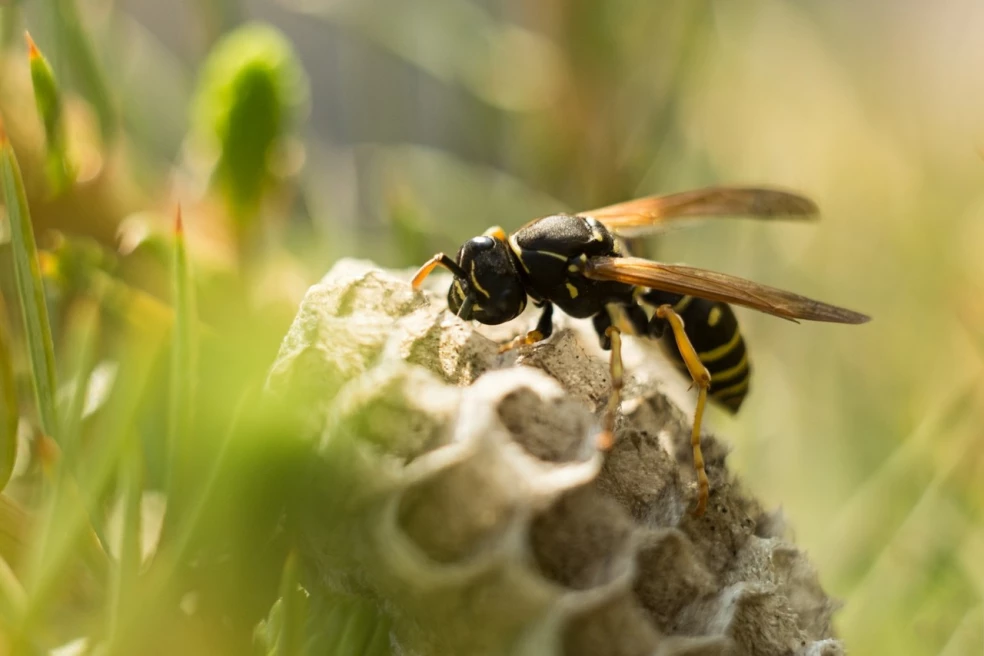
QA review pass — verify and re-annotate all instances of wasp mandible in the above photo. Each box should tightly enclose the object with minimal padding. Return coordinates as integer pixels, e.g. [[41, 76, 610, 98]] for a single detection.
[[411, 187, 869, 516]]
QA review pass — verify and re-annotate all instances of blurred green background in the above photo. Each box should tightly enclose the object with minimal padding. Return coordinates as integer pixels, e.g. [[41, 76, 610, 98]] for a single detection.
[[0, 0, 982, 654]]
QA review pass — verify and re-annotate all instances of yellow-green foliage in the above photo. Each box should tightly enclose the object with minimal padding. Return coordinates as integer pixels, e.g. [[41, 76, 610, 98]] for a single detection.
[[192, 23, 309, 221], [0, 1, 979, 654]]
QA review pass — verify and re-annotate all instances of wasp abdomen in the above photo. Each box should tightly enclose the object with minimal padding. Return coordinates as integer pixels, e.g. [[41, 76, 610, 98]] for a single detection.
[[639, 291, 751, 413]]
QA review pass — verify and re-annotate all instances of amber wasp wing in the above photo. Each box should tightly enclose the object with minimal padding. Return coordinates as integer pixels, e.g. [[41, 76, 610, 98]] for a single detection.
[[583, 186, 818, 237], [583, 256, 870, 324]]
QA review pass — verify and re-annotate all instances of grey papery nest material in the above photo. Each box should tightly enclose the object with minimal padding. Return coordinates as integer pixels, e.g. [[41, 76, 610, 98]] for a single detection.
[[267, 259, 843, 656]]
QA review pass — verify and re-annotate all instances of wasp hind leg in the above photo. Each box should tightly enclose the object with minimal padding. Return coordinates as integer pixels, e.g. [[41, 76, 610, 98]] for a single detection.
[[498, 302, 553, 353], [654, 304, 711, 517]]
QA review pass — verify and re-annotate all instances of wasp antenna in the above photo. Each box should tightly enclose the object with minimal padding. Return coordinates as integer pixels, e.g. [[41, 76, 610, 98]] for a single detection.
[[412, 253, 467, 289]]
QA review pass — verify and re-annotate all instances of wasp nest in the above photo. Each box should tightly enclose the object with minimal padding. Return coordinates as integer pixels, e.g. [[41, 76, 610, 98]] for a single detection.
[[268, 259, 843, 656]]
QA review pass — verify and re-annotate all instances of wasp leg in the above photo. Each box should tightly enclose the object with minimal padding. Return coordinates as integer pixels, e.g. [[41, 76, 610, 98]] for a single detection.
[[655, 304, 712, 517], [535, 302, 555, 338], [592, 311, 613, 349], [498, 302, 553, 353], [597, 325, 623, 451]]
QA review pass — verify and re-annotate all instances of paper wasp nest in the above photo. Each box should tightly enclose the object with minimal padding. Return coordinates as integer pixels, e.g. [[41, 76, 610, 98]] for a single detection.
[[268, 259, 843, 656]]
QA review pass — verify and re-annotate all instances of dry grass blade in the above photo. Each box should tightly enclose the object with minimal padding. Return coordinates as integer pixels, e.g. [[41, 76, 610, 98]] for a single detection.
[[0, 301, 18, 492], [0, 116, 58, 439]]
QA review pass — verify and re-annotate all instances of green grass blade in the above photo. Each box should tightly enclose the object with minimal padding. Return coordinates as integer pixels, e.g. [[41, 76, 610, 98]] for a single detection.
[[109, 387, 249, 648], [0, 550, 26, 626], [0, 299, 18, 492], [26, 31, 74, 193], [105, 439, 144, 656], [56, 297, 100, 465], [276, 551, 306, 656], [936, 605, 982, 656], [0, 550, 38, 655], [166, 207, 195, 516], [49, 0, 117, 140], [1, 5, 22, 52], [166, 385, 246, 559], [0, 116, 58, 439], [22, 327, 159, 632]]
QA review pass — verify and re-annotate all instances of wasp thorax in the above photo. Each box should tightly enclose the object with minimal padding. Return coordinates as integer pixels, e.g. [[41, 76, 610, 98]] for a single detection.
[[447, 236, 527, 325]]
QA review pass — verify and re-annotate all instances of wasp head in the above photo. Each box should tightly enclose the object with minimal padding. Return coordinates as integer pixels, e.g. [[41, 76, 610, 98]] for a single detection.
[[446, 235, 526, 325]]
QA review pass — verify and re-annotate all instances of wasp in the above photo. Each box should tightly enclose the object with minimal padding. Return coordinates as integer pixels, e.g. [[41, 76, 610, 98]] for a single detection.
[[411, 187, 869, 516]]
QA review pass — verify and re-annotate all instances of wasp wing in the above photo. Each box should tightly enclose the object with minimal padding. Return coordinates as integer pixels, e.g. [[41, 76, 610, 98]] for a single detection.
[[584, 256, 869, 324], [583, 187, 818, 237]]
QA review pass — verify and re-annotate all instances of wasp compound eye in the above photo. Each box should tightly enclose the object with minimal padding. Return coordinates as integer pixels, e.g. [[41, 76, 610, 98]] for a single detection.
[[467, 236, 495, 251]]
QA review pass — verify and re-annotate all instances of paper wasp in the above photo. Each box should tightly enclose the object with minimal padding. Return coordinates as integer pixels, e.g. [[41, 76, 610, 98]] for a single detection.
[[411, 187, 869, 516]]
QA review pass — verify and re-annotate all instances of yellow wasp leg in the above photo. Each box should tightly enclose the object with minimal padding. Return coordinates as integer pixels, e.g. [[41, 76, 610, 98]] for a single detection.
[[597, 326, 623, 451], [498, 330, 545, 354], [656, 304, 712, 517]]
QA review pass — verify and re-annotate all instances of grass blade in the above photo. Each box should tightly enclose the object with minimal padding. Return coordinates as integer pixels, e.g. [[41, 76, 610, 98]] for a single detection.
[[22, 327, 160, 634], [56, 297, 100, 465], [0, 547, 25, 624], [1, 4, 22, 52], [105, 439, 144, 656], [0, 115, 58, 439], [166, 207, 195, 516], [26, 31, 74, 194], [0, 495, 29, 573], [936, 605, 982, 656], [276, 550, 306, 656], [0, 550, 30, 652], [106, 388, 250, 649], [49, 0, 117, 140], [0, 298, 18, 492]]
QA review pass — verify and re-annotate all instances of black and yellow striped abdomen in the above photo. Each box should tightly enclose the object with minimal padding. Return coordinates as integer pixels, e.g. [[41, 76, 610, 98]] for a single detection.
[[641, 292, 751, 413]]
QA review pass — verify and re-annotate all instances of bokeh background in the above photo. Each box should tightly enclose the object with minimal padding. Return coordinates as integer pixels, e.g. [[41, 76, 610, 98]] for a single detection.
[[0, 0, 982, 654]]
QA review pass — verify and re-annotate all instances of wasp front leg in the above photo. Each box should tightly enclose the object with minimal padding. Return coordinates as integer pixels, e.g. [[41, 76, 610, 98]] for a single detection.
[[499, 302, 553, 353], [597, 325, 623, 451], [654, 304, 712, 517]]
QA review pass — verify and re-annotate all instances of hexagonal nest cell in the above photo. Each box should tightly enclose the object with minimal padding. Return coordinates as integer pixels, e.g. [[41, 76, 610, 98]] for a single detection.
[[270, 260, 844, 656]]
